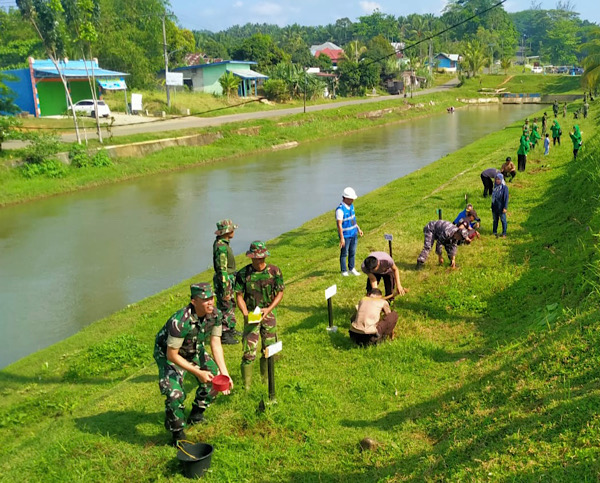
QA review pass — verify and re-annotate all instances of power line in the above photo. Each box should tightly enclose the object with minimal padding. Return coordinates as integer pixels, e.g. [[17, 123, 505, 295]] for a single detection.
[[363, 0, 508, 67], [10, 0, 508, 132]]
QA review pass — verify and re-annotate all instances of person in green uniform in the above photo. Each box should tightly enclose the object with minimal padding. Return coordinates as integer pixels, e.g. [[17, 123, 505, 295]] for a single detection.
[[213, 219, 240, 345], [517, 132, 530, 172], [235, 241, 284, 390], [154, 283, 232, 446], [550, 119, 561, 146], [530, 123, 541, 150], [570, 125, 583, 160]]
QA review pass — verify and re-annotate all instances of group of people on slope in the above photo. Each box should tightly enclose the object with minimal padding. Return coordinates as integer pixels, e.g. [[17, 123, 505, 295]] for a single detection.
[[154, 220, 284, 445]]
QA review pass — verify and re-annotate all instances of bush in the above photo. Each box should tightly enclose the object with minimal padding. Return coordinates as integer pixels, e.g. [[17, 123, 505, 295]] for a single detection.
[[22, 133, 61, 164], [263, 79, 288, 102], [69, 144, 91, 168], [91, 149, 113, 167], [20, 159, 67, 178]]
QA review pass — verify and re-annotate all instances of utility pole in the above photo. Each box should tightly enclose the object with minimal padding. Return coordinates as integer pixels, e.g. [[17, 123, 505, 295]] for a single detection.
[[162, 14, 170, 108]]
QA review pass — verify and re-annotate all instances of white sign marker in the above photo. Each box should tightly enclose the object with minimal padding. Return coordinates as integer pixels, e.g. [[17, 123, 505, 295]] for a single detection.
[[384, 233, 394, 241], [325, 284, 337, 300], [264, 341, 282, 358]]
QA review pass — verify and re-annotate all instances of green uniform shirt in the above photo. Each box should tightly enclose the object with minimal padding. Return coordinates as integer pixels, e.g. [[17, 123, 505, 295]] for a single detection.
[[234, 264, 284, 312], [213, 237, 236, 288], [517, 135, 530, 155], [154, 304, 223, 362]]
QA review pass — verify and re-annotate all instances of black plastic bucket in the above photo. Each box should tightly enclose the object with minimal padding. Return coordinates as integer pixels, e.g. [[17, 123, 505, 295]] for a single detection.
[[177, 441, 214, 479]]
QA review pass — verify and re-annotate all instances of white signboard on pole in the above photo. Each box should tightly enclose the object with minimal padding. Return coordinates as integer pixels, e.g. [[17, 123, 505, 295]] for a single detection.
[[325, 284, 337, 300], [264, 341, 282, 358], [384, 233, 394, 241], [166, 72, 184, 86], [131, 93, 143, 112]]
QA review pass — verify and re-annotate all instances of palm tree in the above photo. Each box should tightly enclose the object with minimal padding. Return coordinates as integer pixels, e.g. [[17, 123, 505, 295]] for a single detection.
[[501, 57, 512, 75], [219, 71, 241, 99], [462, 40, 486, 78], [344, 40, 367, 63], [581, 27, 600, 91]]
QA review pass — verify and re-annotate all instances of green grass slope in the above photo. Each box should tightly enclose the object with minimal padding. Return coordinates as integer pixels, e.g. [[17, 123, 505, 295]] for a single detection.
[[1, 104, 599, 482]]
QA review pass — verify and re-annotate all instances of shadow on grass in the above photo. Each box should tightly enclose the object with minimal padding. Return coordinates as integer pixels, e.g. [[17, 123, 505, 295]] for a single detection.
[[75, 410, 166, 446]]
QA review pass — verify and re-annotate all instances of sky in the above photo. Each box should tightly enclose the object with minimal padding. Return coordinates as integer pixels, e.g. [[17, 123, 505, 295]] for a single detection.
[[1, 0, 598, 30], [171, 0, 600, 32]]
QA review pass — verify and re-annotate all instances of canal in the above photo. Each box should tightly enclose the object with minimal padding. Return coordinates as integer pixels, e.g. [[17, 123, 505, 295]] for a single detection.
[[0, 104, 540, 367]]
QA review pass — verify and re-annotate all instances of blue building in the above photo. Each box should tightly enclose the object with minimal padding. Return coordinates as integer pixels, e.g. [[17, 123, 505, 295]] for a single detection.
[[2, 57, 127, 117], [434, 53, 460, 73]]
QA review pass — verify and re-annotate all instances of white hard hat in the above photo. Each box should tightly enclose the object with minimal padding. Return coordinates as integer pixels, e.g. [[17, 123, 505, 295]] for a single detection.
[[342, 187, 358, 199]]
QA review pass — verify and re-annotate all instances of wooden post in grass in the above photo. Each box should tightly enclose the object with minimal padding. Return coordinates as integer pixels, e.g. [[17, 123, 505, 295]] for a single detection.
[[325, 284, 337, 333], [264, 341, 282, 401], [384, 233, 393, 257]]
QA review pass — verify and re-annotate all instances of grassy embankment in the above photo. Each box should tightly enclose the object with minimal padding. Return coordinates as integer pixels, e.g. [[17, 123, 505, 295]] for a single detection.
[[1, 96, 599, 480], [0, 74, 583, 207]]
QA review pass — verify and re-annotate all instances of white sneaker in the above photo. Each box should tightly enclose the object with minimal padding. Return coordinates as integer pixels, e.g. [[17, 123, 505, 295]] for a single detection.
[[350, 268, 361, 276], [341, 271, 349, 276]]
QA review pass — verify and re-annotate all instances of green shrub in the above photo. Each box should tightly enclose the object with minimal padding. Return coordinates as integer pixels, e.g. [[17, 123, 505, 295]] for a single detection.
[[263, 79, 288, 102], [91, 149, 113, 167], [22, 133, 61, 164], [69, 144, 91, 168], [20, 159, 67, 178]]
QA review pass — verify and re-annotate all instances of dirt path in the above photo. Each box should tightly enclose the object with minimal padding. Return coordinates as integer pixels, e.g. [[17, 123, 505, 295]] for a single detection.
[[498, 75, 514, 87]]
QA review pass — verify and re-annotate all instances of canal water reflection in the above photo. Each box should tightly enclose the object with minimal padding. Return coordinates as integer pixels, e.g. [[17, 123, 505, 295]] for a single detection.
[[0, 104, 540, 367]]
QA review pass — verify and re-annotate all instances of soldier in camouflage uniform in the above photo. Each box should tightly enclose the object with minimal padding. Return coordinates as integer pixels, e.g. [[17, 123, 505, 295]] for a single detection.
[[416, 219, 470, 269], [235, 241, 284, 390], [213, 219, 240, 345], [154, 283, 233, 445]]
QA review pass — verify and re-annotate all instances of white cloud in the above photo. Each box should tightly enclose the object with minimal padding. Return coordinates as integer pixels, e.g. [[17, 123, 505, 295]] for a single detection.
[[359, 1, 381, 13], [233, 1, 243, 7], [252, 1, 284, 16]]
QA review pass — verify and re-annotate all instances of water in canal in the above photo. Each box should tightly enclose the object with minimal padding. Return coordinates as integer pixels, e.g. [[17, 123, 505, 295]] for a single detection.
[[0, 104, 540, 367]]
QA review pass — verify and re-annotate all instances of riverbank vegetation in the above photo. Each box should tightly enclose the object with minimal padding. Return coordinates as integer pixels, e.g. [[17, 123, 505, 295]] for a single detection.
[[0, 73, 587, 207], [1, 97, 599, 480]]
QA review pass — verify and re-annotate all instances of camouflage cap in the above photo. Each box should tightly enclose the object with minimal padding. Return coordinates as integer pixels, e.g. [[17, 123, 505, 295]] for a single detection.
[[215, 219, 238, 236], [190, 282, 214, 299], [246, 240, 270, 258]]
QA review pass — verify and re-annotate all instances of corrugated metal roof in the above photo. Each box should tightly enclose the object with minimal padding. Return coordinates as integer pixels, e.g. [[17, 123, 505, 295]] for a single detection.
[[226, 68, 268, 80], [32, 59, 128, 78], [173, 60, 257, 72]]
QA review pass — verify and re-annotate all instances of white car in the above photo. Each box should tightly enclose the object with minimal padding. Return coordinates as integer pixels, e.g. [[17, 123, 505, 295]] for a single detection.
[[72, 99, 111, 118], [531, 66, 543, 74]]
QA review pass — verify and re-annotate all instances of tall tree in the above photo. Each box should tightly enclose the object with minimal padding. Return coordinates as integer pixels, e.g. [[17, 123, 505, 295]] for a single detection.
[[581, 27, 600, 89], [16, 0, 82, 143]]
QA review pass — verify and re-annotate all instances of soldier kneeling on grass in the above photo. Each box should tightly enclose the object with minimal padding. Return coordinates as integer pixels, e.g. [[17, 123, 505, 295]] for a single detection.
[[153, 282, 233, 446], [349, 288, 398, 346]]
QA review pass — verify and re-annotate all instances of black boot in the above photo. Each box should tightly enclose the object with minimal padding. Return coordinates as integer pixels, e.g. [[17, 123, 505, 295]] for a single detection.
[[171, 429, 187, 447], [187, 406, 206, 426], [221, 331, 239, 345]]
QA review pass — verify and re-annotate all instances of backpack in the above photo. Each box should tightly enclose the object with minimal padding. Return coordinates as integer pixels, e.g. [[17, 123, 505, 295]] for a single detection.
[[558, 128, 562, 136]]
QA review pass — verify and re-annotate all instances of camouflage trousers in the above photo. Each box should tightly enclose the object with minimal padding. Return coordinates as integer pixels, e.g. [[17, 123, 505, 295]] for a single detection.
[[241, 313, 277, 366], [155, 349, 219, 432], [213, 274, 237, 332]]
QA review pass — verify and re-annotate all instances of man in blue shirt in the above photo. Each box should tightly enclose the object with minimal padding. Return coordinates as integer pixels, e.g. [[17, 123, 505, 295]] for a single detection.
[[453, 204, 480, 230], [335, 187, 363, 276]]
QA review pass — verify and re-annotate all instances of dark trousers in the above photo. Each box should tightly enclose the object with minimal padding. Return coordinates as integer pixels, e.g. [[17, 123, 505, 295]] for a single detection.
[[493, 211, 507, 235], [517, 154, 527, 172], [504, 170, 516, 182], [573, 148, 579, 160], [365, 272, 394, 297], [349, 311, 399, 346], [553, 136, 560, 146], [481, 174, 494, 197], [340, 235, 357, 272]]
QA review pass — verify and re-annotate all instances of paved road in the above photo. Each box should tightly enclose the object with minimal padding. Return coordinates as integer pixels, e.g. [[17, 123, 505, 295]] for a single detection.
[[5, 78, 459, 148]]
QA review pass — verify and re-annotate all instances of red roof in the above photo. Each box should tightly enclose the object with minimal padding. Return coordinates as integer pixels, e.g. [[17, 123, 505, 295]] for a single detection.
[[316, 48, 345, 63]]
